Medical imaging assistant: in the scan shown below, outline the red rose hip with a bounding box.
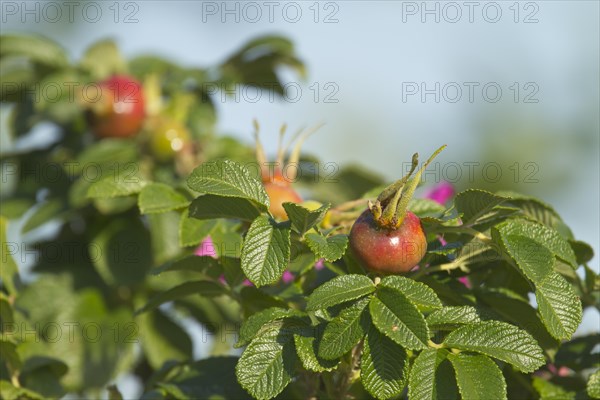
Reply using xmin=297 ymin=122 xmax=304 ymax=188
xmin=348 ymin=145 xmax=446 ymax=274
xmin=350 ymin=210 xmax=426 ymax=274
xmin=88 ymin=75 xmax=145 ymax=138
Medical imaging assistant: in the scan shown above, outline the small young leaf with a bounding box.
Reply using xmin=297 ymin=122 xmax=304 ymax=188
xmin=369 ymin=288 xmax=429 ymax=350
xmin=361 ymin=326 xmax=409 ymax=400
xmin=235 ymin=320 xmax=297 ymax=400
xmin=305 ymin=233 xmax=348 ymax=262
xmin=138 ymin=183 xmax=189 ymax=214
xmin=447 ymin=353 xmax=507 ymax=400
xmin=379 ymin=275 xmax=442 ymax=312
xmin=318 ymin=297 xmax=370 ymax=360
xmin=294 ymin=333 xmax=339 ymax=372
xmin=187 ymin=160 xmax=269 ymax=210
xmin=241 ymin=216 xmax=291 ymax=287
xmin=426 ymin=306 xmax=480 ymax=330
xmin=408 ymin=349 xmax=458 ymax=400
xmin=236 ymin=307 xmax=304 ymax=348
xmin=189 ymin=195 xmax=262 ymax=221
xmin=282 ymin=202 xmax=330 ymax=235
xmin=443 ymin=321 xmax=545 ymax=373
xmin=306 ymin=274 xmax=375 ymax=311
xmin=536 ymin=271 xmax=582 ymax=340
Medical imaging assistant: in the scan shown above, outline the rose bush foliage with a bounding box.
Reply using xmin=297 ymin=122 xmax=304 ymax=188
xmin=0 ymin=34 xmax=598 ymax=400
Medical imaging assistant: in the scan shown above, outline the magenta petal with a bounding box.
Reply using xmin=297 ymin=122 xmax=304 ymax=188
xmin=424 ymin=181 xmax=455 ymax=205
xmin=218 ymin=274 xmax=227 ymax=285
xmin=314 ymin=258 xmax=325 ymax=270
xmin=242 ymin=279 xmax=254 ymax=287
xmin=458 ymin=276 xmax=471 ymax=288
xmin=194 ymin=236 xmax=217 ymax=258
xmin=281 ymin=270 xmax=295 ymax=284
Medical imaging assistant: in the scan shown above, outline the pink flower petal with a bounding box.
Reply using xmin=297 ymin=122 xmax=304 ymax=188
xmin=314 ymin=258 xmax=325 ymax=270
xmin=281 ymin=270 xmax=295 ymax=284
xmin=242 ymin=279 xmax=254 ymax=287
xmin=424 ymin=181 xmax=455 ymax=205
xmin=458 ymin=276 xmax=471 ymax=288
xmin=218 ymin=274 xmax=227 ymax=285
xmin=194 ymin=236 xmax=217 ymax=258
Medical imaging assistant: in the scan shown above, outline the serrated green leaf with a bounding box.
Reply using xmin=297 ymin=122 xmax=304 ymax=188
xmin=137 ymin=281 xmax=226 ymax=315
xmin=189 ymin=195 xmax=261 ymax=221
xmin=408 ymin=349 xmax=458 ymax=400
xmin=494 ymin=233 xmax=554 ymax=282
xmin=318 ymin=297 xmax=370 ymax=360
xmin=87 ymin=172 xmax=146 ymax=199
xmin=369 ymin=289 xmax=429 ymax=350
xmin=498 ymin=191 xmax=570 ymax=236
xmin=306 ymin=274 xmax=375 ymax=311
xmin=235 ymin=320 xmax=297 ymax=400
xmin=536 ymin=271 xmax=582 ymax=340
xmin=426 ymin=306 xmax=480 ymax=330
xmin=379 ymin=276 xmax=442 ymax=312
xmin=151 ymin=255 xmax=221 ymax=275
xmin=588 ymin=370 xmax=600 ymax=399
xmin=532 ymin=377 xmax=576 ymax=400
xmin=494 ymin=219 xmax=577 ymax=268
xmin=474 ymin=289 xmax=559 ymax=359
xmin=443 ymin=321 xmax=545 ymax=373
xmin=448 ymin=353 xmax=507 ymax=400
xmin=293 ymin=334 xmax=339 ymax=372
xmin=282 ymin=202 xmax=330 ymax=235
xmin=361 ymin=326 xmax=409 ymax=400
xmin=408 ymin=198 xmax=446 ymax=218
xmin=492 ymin=230 xmax=582 ymax=340
xmin=454 ymin=189 xmax=507 ymax=225
xmin=241 ymin=216 xmax=290 ymax=287
xmin=236 ymin=307 xmax=304 ymax=348
xmin=305 ymin=233 xmax=348 ymax=262
xmin=178 ymin=210 xmax=218 ymax=247
xmin=187 ymin=160 xmax=269 ymax=210
xmin=138 ymin=183 xmax=189 ymax=214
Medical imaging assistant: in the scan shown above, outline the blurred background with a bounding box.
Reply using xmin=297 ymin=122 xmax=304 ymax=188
xmin=2 ymin=0 xmax=598 ymax=396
